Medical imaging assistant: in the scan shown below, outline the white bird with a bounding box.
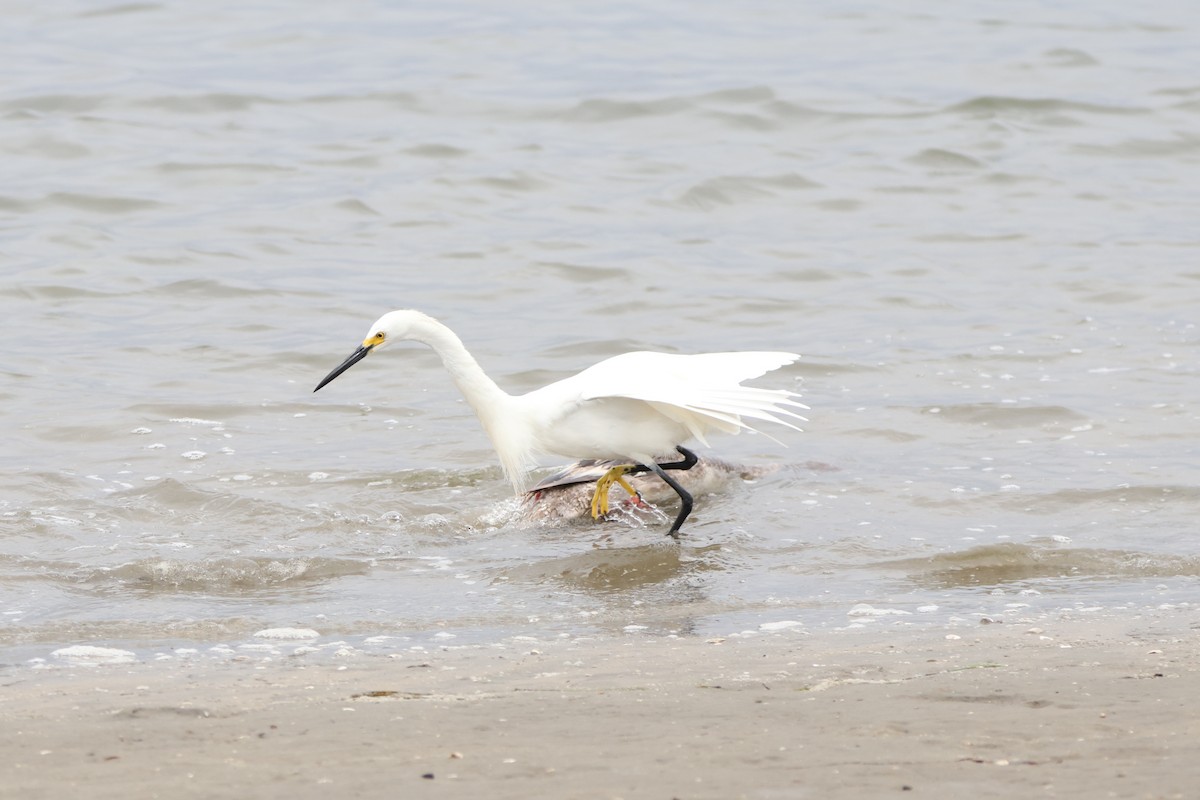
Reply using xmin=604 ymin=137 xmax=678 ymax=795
xmin=313 ymin=309 xmax=806 ymax=536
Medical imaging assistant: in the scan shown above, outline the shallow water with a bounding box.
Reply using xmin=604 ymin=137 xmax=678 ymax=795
xmin=3 ymin=0 xmax=1199 ymax=669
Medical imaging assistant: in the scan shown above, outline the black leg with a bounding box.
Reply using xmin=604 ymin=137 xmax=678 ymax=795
xmin=626 ymin=446 xmax=699 ymax=476
xmin=646 ymin=461 xmax=694 ymax=537
xmin=618 ymin=447 xmax=700 ymax=536
xmin=658 ymin=446 xmax=699 ymax=472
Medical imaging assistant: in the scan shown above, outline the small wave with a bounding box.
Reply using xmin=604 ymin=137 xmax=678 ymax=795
xmin=1043 ymin=48 xmax=1101 ymax=68
xmin=1002 ymin=485 xmax=1200 ymax=513
xmin=405 ymin=143 xmax=469 ymax=159
xmin=845 ymin=427 xmax=923 ymax=443
xmin=77 ymin=4 xmax=161 ymax=19
xmin=333 ymin=198 xmax=381 ymax=215
xmin=144 ymin=278 xmax=281 ymax=298
xmin=767 ymin=267 xmax=838 ymax=283
xmin=155 ymin=161 xmax=295 ymax=175
xmin=13 ymin=136 xmax=90 ymax=159
xmin=469 ymin=173 xmax=553 ymax=193
xmin=906 ymin=148 xmax=986 ymax=171
xmin=128 ymin=403 xmax=260 ymax=421
xmin=764 ymin=100 xmax=858 ymax=123
xmin=1 ymin=94 xmax=108 ymax=113
xmin=697 ymin=86 xmax=777 ymax=104
xmin=47 ymin=191 xmax=163 ymax=214
xmin=700 ymin=110 xmax=778 ymax=131
xmin=560 ymin=97 xmax=692 ymax=122
xmin=557 ymin=86 xmax=781 ymax=125
xmin=533 ymin=262 xmax=629 ymax=284
xmin=92 ymin=556 xmax=369 ymax=593
xmin=307 ymin=90 xmax=420 ymax=108
xmin=676 ymin=173 xmax=821 ymax=211
xmin=882 ymin=542 xmax=1200 ymax=589
xmin=138 ymin=93 xmax=281 ymax=113
xmin=0 ymin=284 xmax=115 ymax=301
xmin=920 ymin=403 xmax=1088 ymax=430
xmin=948 ymin=96 xmax=1143 ymax=117
xmin=1073 ymin=135 xmax=1200 ymax=159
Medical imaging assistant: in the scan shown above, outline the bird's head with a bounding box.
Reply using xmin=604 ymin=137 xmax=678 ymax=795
xmin=313 ymin=310 xmax=418 ymax=392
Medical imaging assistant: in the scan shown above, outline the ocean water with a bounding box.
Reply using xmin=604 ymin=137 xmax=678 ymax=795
xmin=3 ymin=0 xmax=1199 ymax=669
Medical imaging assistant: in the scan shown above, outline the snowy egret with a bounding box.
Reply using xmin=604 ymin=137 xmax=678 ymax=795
xmin=313 ymin=309 xmax=806 ymax=536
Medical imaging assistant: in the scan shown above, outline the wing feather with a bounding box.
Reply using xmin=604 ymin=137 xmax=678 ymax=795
xmin=575 ymin=351 xmax=805 ymax=441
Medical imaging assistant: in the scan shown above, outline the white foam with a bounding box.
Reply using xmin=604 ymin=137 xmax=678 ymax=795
xmin=758 ymin=620 xmax=803 ymax=631
xmin=847 ymin=604 xmax=913 ymax=617
xmin=51 ymin=645 xmax=137 ymax=665
xmin=253 ymin=627 xmax=321 ymax=640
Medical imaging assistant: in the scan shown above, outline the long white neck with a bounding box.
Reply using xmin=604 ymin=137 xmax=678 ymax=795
xmin=408 ymin=313 xmax=508 ymax=410
xmin=405 ymin=313 xmax=531 ymax=492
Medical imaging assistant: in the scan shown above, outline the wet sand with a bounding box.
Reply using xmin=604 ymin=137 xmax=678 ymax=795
xmin=3 ymin=622 xmax=1198 ymax=800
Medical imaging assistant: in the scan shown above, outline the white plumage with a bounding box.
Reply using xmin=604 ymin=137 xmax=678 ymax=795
xmin=314 ymin=309 xmax=806 ymax=535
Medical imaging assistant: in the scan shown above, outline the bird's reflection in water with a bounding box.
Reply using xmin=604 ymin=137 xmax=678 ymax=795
xmin=489 ymin=457 xmax=775 ymax=635
xmin=495 ymin=542 xmax=730 ymax=636
xmin=500 ymin=542 xmax=725 ymax=592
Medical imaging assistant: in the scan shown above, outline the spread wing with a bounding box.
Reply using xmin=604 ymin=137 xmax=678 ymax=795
xmin=570 ymin=351 xmax=807 ymax=445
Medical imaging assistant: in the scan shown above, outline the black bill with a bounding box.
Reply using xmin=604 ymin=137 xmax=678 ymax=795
xmin=314 ymin=344 xmax=373 ymax=392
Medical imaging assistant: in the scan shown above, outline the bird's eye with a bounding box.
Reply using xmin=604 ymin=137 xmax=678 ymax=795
xmin=375 ymin=332 xmax=385 ymax=340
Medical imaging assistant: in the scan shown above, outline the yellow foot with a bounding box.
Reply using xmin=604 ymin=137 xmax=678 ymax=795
xmin=615 ymin=476 xmax=640 ymax=499
xmin=590 ymin=465 xmax=639 ymax=519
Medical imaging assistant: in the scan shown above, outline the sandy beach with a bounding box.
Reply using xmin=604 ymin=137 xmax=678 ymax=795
xmin=4 ymin=620 xmax=1198 ymax=800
